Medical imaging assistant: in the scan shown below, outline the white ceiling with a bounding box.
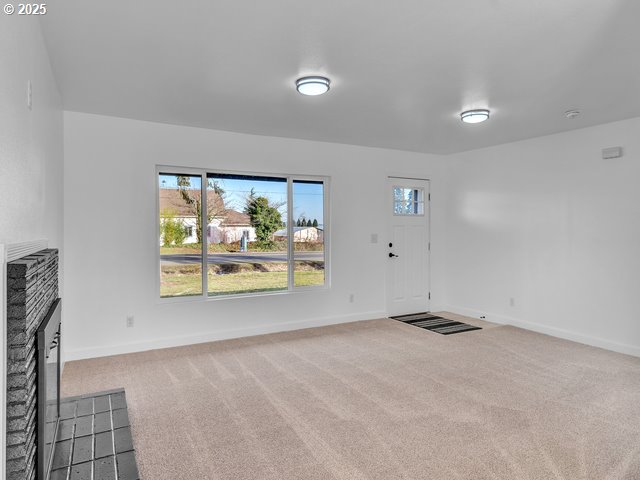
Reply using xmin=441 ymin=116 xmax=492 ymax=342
xmin=40 ymin=0 xmax=640 ymax=154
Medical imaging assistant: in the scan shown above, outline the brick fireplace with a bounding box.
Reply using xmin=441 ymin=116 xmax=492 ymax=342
xmin=6 ymin=249 xmax=59 ymax=480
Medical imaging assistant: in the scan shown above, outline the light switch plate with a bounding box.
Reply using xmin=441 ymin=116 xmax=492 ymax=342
xmin=602 ymin=146 xmax=623 ymax=159
xmin=27 ymin=80 xmax=32 ymax=110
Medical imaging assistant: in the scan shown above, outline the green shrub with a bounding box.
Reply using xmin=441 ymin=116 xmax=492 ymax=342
xmin=160 ymin=210 xmax=187 ymax=246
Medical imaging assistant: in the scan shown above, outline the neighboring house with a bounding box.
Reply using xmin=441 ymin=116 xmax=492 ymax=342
xmin=159 ymin=188 xmax=256 ymax=244
xmin=274 ymin=226 xmax=323 ymax=243
xmin=207 ymin=210 xmax=256 ymax=244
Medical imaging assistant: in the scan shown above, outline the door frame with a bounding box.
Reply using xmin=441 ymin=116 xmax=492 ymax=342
xmin=386 ymin=175 xmax=431 ymax=316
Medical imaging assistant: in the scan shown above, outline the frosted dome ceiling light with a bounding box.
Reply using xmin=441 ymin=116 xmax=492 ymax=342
xmin=296 ymin=76 xmax=330 ymax=96
xmin=460 ymin=109 xmax=490 ymax=124
xmin=565 ymin=109 xmax=580 ymax=119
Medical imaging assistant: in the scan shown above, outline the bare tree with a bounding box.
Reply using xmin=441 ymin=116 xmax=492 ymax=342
xmin=176 ymin=176 xmax=227 ymax=244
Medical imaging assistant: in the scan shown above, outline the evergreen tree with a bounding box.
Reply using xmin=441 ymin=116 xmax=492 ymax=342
xmin=312 ymin=219 xmax=318 ymax=228
xmin=245 ymin=196 xmax=283 ymax=247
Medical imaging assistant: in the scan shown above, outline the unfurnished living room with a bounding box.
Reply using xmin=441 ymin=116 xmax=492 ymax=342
xmin=2 ymin=1 xmax=640 ymax=479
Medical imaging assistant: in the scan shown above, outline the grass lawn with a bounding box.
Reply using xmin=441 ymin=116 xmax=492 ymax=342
xmin=161 ymin=268 xmax=324 ymax=297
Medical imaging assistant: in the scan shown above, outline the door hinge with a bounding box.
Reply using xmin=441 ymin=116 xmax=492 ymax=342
xmin=428 ymin=193 xmax=431 ymax=201
xmin=428 ymin=292 xmax=431 ymax=300
xmin=428 ymin=242 xmax=431 ymax=251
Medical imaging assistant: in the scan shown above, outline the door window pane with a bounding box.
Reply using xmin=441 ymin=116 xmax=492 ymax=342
xmin=293 ymin=180 xmax=325 ymax=287
xmin=393 ymin=187 xmax=424 ymax=215
xmin=206 ymin=174 xmax=288 ymax=296
xmin=158 ymin=173 xmax=203 ymax=297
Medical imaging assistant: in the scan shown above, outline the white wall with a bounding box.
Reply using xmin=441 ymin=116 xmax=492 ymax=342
xmin=63 ymin=112 xmax=447 ymax=360
xmin=445 ymin=117 xmax=640 ymax=356
xmin=0 ymin=16 xmax=63 ymax=246
xmin=1 ymin=15 xmax=64 ymax=477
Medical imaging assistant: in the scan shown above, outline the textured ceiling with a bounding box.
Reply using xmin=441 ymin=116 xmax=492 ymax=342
xmin=40 ymin=0 xmax=640 ymax=154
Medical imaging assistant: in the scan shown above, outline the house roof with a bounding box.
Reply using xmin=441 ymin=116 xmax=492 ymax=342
xmin=159 ymin=188 xmax=250 ymax=226
xmin=159 ymin=189 xmax=219 ymax=216
xmin=221 ymin=209 xmax=251 ymax=226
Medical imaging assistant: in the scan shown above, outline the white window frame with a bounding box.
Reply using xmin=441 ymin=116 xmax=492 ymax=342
xmin=156 ymin=165 xmax=331 ymax=302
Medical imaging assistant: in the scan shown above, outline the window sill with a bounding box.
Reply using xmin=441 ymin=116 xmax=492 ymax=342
xmin=157 ymin=285 xmax=330 ymax=305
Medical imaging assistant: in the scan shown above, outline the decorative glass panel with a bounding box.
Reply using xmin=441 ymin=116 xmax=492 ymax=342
xmin=393 ymin=187 xmax=424 ymax=215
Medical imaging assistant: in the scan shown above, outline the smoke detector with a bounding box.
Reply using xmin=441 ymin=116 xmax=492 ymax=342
xmin=564 ymin=110 xmax=581 ymax=119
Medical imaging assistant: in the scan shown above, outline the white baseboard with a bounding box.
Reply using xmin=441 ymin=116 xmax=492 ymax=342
xmin=445 ymin=305 xmax=640 ymax=358
xmin=64 ymin=310 xmax=388 ymax=361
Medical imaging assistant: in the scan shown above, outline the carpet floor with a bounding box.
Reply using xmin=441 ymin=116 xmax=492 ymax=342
xmin=61 ymin=313 xmax=640 ymax=479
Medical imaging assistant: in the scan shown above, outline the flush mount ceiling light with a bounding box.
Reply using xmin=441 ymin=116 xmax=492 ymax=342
xmin=296 ymin=76 xmax=330 ymax=96
xmin=460 ymin=109 xmax=490 ymax=124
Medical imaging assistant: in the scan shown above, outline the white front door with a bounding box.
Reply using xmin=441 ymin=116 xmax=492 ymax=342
xmin=386 ymin=177 xmax=430 ymax=316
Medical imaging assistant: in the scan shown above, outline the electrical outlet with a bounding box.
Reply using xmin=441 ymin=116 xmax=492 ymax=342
xmin=126 ymin=315 xmax=135 ymax=328
xmin=349 ymin=294 xmax=355 ymax=303
xmin=370 ymin=233 xmax=378 ymax=244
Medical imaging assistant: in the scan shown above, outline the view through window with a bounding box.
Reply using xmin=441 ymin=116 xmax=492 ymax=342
xmin=159 ymin=170 xmax=327 ymax=298
xmin=207 ymin=174 xmax=288 ymax=296
xmin=158 ymin=173 xmax=203 ymax=297
xmin=293 ymin=180 xmax=325 ymax=287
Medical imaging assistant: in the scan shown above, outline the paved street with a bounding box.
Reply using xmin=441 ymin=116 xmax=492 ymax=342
xmin=161 ymin=251 xmax=324 ymax=265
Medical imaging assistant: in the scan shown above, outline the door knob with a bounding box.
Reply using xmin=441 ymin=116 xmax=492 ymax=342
xmin=389 ymin=253 xmax=398 ymax=258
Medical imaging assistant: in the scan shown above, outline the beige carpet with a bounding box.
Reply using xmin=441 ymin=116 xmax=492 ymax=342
xmin=61 ymin=314 xmax=640 ymax=479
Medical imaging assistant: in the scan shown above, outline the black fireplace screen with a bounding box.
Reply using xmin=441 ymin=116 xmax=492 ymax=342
xmin=37 ymin=298 xmax=62 ymax=480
